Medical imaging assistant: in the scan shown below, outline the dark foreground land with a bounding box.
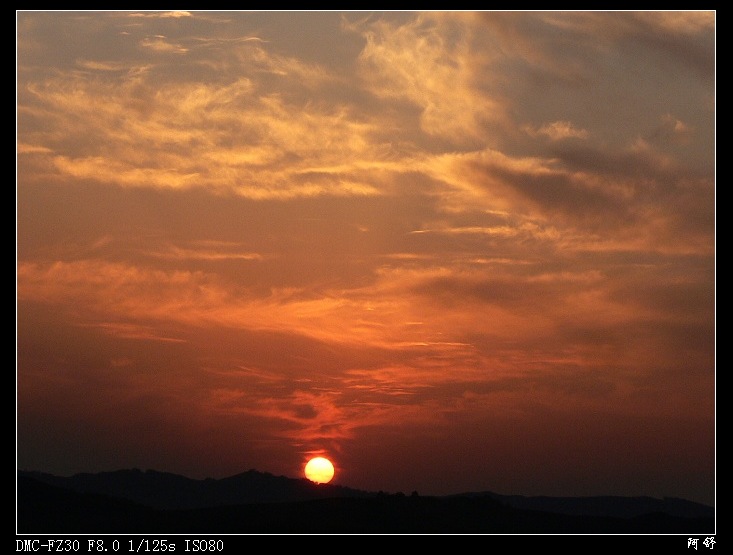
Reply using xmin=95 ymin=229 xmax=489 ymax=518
xmin=17 ymin=473 xmax=714 ymax=534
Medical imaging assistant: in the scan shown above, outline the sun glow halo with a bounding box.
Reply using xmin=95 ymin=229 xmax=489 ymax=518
xmin=304 ymin=456 xmax=335 ymax=484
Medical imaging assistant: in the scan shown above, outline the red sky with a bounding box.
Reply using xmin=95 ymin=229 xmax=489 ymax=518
xmin=16 ymin=10 xmax=715 ymax=507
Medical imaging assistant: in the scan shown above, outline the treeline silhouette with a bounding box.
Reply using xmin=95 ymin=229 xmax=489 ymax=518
xmin=17 ymin=470 xmax=715 ymax=534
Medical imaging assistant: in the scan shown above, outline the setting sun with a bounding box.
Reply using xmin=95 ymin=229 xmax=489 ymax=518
xmin=304 ymin=457 xmax=335 ymax=484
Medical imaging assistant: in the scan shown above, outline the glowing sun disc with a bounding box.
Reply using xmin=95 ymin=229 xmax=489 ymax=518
xmin=304 ymin=456 xmax=335 ymax=484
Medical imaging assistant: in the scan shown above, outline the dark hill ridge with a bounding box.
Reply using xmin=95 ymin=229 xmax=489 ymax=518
xmin=17 ymin=474 xmax=715 ymax=534
xmin=18 ymin=468 xmax=373 ymax=510
xmin=451 ymin=491 xmax=715 ymax=520
xmin=18 ymin=475 xmax=157 ymax=533
xmin=18 ymin=468 xmax=714 ymax=518
xmin=17 ymin=468 xmax=715 ymax=534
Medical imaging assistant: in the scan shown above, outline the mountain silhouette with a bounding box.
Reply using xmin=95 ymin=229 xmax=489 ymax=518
xmin=449 ymin=491 xmax=714 ymax=520
xmin=19 ymin=468 xmax=372 ymax=510
xmin=17 ymin=469 xmax=715 ymax=534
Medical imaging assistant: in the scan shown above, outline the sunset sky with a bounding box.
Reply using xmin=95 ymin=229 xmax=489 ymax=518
xmin=16 ymin=11 xmax=716 ymax=507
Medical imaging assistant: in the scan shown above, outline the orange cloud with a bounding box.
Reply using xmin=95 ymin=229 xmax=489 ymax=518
xmin=22 ymin=63 xmax=398 ymax=199
xmin=129 ymin=11 xmax=193 ymax=19
xmin=352 ymin=13 xmax=505 ymax=144
xmin=140 ymin=35 xmax=189 ymax=54
xmin=523 ymin=120 xmax=589 ymax=141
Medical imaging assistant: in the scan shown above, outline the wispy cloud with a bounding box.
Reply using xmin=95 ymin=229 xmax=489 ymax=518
xmin=129 ymin=11 xmax=193 ymax=19
xmin=523 ymin=120 xmax=589 ymax=141
xmin=139 ymin=35 xmax=189 ymax=54
xmin=351 ymin=13 xmax=504 ymax=144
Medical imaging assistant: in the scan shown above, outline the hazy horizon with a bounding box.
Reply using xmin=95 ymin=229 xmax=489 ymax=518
xmin=17 ymin=11 xmax=715 ymax=508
